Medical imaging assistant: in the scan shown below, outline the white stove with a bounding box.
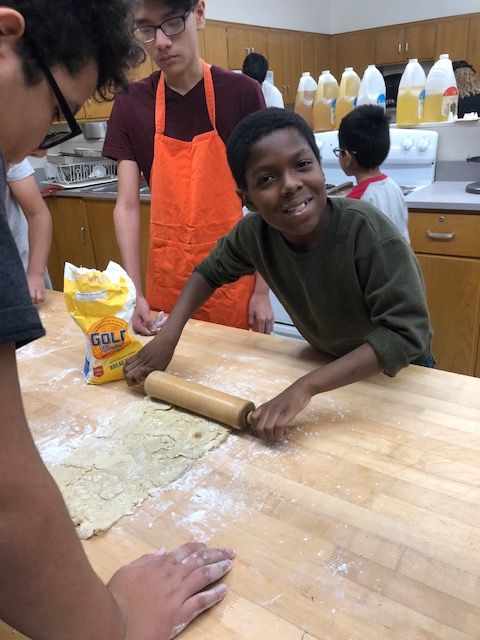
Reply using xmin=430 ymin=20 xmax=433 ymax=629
xmin=270 ymin=127 xmax=439 ymax=340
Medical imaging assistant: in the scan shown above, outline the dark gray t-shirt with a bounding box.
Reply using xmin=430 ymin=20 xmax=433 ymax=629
xmin=0 ymin=150 xmax=45 ymax=347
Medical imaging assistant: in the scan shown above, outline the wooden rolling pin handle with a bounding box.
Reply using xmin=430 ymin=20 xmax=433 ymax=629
xmin=144 ymin=371 xmax=255 ymax=430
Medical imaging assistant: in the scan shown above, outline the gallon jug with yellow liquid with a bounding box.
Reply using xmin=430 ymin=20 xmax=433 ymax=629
xmin=396 ymin=59 xmax=426 ymax=126
xmin=313 ymin=70 xmax=338 ymax=132
xmin=335 ymin=67 xmax=361 ymax=129
xmin=422 ymin=54 xmax=458 ymax=123
xmin=357 ymin=65 xmax=386 ymax=110
xmin=294 ymin=72 xmax=317 ymax=128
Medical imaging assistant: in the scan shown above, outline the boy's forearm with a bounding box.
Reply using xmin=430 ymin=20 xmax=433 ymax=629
xmin=0 ymin=343 xmax=125 ymax=640
xmin=297 ymin=342 xmax=382 ymax=397
xmin=113 ymin=200 xmax=144 ymax=296
xmin=26 ymin=206 xmax=52 ymax=278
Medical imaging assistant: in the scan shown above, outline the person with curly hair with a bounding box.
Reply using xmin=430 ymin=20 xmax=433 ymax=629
xmin=0 ymin=2 xmax=234 ymax=639
xmin=453 ymin=60 xmax=480 ymax=118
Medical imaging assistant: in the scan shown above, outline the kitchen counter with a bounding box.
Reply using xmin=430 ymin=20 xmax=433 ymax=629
xmin=44 ymin=181 xmax=151 ymax=203
xmin=2 ymin=291 xmax=480 ymax=639
xmin=406 ymin=181 xmax=480 ymax=211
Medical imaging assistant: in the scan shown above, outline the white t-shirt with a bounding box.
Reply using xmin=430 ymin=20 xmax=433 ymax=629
xmin=5 ymin=159 xmax=35 ymax=271
xmin=347 ymin=174 xmax=410 ymax=243
xmin=262 ymin=81 xmax=284 ymax=108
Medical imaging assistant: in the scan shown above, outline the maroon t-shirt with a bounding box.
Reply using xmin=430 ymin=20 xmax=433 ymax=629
xmin=103 ymin=66 xmax=265 ymax=185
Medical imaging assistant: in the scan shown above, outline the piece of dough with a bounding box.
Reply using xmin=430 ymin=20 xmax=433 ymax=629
xmin=41 ymin=398 xmax=229 ymax=538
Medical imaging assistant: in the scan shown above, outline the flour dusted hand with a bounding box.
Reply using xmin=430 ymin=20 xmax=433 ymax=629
xmin=108 ymin=542 xmax=235 ymax=640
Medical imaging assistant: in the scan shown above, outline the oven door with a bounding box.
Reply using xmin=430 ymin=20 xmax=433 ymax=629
xmin=270 ymin=292 xmax=306 ymax=341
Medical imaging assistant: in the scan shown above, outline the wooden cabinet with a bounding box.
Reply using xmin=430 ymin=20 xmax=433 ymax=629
xmin=467 ymin=15 xmax=480 ymax=77
xmin=267 ymin=31 xmax=301 ymax=105
xmin=47 ymin=197 xmax=96 ymax=290
xmin=333 ymin=31 xmax=375 ymax=80
xmin=300 ymin=34 xmax=330 ymax=82
xmin=227 ymin=25 xmax=267 ymax=70
xmin=435 ymin=16 xmax=470 ymax=60
xmin=203 ymin=22 xmax=229 ymax=68
xmin=47 ymin=196 xmax=151 ymax=293
xmin=374 ymin=23 xmax=436 ymax=64
xmin=409 ymin=210 xmax=480 ymax=377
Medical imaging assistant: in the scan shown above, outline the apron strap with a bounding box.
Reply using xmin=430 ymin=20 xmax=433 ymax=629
xmin=155 ymin=60 xmax=216 ymax=135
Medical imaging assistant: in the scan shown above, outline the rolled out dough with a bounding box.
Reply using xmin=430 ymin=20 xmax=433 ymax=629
xmin=45 ymin=398 xmax=229 ymax=538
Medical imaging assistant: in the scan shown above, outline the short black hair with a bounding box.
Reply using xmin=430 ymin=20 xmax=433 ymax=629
xmin=5 ymin=0 xmax=145 ymax=99
xmin=338 ymin=105 xmax=391 ymax=170
xmin=242 ymin=52 xmax=268 ymax=84
xmin=227 ymin=108 xmax=321 ymax=190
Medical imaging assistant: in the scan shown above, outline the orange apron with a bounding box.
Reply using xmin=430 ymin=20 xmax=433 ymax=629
xmin=146 ymin=61 xmax=254 ymax=329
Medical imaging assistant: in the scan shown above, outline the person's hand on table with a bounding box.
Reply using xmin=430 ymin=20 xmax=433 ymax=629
xmin=250 ymin=381 xmax=312 ymax=443
xmin=108 ymin=542 xmax=235 ymax=640
xmin=26 ymin=271 xmax=46 ymax=304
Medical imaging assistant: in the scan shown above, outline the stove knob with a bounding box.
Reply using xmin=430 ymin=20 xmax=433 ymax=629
xmin=401 ymin=136 xmax=414 ymax=150
xmin=416 ymin=137 xmax=430 ymax=152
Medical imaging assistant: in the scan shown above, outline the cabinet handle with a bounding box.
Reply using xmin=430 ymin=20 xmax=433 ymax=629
xmin=425 ymin=230 xmax=455 ymax=240
xmin=80 ymin=226 xmax=88 ymax=244
xmin=405 ymin=41 xmax=409 ymax=53
xmin=398 ymin=42 xmax=402 ymax=54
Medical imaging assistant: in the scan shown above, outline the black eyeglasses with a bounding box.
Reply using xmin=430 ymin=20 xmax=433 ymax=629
xmin=23 ymin=35 xmax=82 ymax=150
xmin=333 ymin=147 xmax=357 ymax=158
xmin=133 ymin=9 xmax=192 ymax=43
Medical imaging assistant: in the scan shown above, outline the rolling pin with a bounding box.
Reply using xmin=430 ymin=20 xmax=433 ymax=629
xmin=144 ymin=371 xmax=255 ymax=430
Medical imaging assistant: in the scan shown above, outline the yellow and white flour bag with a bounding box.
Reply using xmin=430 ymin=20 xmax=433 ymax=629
xmin=64 ymin=261 xmax=142 ymax=384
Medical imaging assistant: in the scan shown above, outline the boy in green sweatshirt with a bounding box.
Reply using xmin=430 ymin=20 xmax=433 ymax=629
xmin=125 ymin=108 xmax=433 ymax=443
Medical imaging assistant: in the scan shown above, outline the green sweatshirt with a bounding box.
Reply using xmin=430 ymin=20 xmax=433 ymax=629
xmin=195 ymin=197 xmax=432 ymax=377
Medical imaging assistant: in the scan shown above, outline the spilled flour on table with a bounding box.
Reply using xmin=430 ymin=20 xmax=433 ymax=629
xmin=38 ymin=398 xmax=229 ymax=539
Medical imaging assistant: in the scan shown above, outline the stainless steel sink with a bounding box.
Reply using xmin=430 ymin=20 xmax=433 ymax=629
xmin=88 ymin=182 xmax=149 ymax=196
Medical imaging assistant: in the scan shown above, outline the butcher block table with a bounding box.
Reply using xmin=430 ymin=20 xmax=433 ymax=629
xmin=2 ymin=291 xmax=480 ymax=640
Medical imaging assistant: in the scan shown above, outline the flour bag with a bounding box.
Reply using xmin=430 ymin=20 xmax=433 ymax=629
xmin=64 ymin=261 xmax=142 ymax=384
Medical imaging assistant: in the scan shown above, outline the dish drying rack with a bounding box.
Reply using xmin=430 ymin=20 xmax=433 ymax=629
xmin=43 ymin=158 xmax=118 ymax=189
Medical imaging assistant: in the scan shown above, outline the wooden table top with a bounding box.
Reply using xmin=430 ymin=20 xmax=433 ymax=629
xmin=2 ymin=291 xmax=480 ymax=639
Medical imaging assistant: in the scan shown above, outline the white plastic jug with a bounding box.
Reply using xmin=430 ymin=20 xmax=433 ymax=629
xmin=396 ymin=59 xmax=426 ymax=126
xmin=313 ymin=70 xmax=338 ymax=132
xmin=422 ymin=53 xmax=458 ymax=123
xmin=294 ymin=72 xmax=317 ymax=128
xmin=335 ymin=67 xmax=361 ymax=129
xmin=357 ymin=65 xmax=386 ymax=110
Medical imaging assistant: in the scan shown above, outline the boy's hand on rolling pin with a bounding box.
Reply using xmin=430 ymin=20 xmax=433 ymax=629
xmin=124 ymin=331 xmax=178 ymax=386
xmin=108 ymin=542 xmax=235 ymax=640
xmin=250 ymin=382 xmax=312 ymax=443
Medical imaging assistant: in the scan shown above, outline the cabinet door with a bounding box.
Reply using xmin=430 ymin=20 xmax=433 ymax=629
xmin=300 ymin=34 xmax=330 ymax=83
xmin=227 ymin=26 xmax=267 ymax=70
xmin=335 ymin=31 xmax=375 ymax=81
xmin=467 ymin=16 xmax=480 ymax=78
xmin=267 ymin=31 xmax=288 ymax=103
xmin=203 ymin=23 xmax=229 ymax=68
xmin=374 ymin=27 xmax=404 ymax=65
xmin=129 ymin=55 xmax=154 ymax=81
xmin=84 ymin=199 xmax=151 ymax=293
xmin=404 ymin=23 xmax=436 ymax=61
xmin=435 ymin=17 xmax=469 ymax=60
xmin=47 ymin=197 xmax=96 ymax=290
xmin=83 ymin=95 xmax=114 ymax=120
xmin=283 ymin=32 xmax=301 ymax=105
xmin=417 ymin=254 xmax=480 ymax=376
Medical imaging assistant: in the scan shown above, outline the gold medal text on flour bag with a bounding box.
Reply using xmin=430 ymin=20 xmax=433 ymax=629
xmin=64 ymin=261 xmax=141 ymax=384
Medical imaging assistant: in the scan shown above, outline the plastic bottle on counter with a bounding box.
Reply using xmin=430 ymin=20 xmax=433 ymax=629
xmin=294 ymin=72 xmax=318 ymax=128
xmin=335 ymin=67 xmax=361 ymax=129
xmin=422 ymin=53 xmax=458 ymax=123
xmin=313 ymin=70 xmax=338 ymax=132
xmin=396 ymin=59 xmax=426 ymax=126
xmin=357 ymin=64 xmax=386 ymax=110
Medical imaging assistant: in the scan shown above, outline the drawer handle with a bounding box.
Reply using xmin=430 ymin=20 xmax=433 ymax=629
xmin=80 ymin=226 xmax=88 ymax=244
xmin=425 ymin=231 xmax=455 ymax=241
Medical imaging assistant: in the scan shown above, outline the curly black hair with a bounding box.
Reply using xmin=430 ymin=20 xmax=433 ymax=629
xmin=338 ymin=105 xmax=391 ymax=170
xmin=4 ymin=0 xmax=145 ymax=99
xmin=133 ymin=0 xmax=197 ymax=14
xmin=226 ymin=107 xmax=321 ymax=190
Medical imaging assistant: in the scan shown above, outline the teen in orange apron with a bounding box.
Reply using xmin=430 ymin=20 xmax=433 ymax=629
xmin=146 ymin=61 xmax=254 ymax=329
